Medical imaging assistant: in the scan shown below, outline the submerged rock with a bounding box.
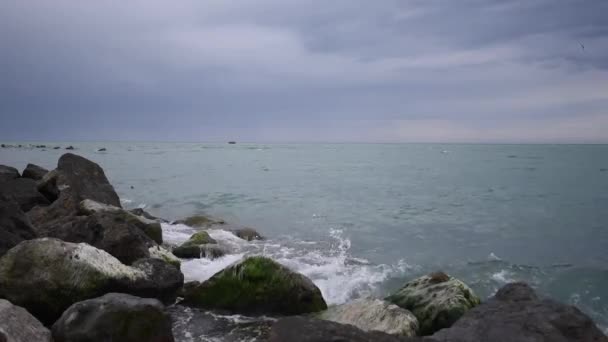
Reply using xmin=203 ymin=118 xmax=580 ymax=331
xmin=52 ymin=293 xmax=174 ymax=342
xmin=432 ymin=282 xmax=608 ymax=342
xmin=182 ymin=256 xmax=327 ymax=315
xmin=22 ymin=163 xmax=48 ymax=181
xmin=0 ymin=238 xmax=147 ymax=324
xmin=231 ymin=227 xmax=264 ymax=241
xmin=0 ymin=195 xmax=37 ymax=257
xmin=0 ymin=177 xmax=50 ymax=212
xmin=268 ymin=316 xmax=429 ymax=342
xmin=0 ymin=299 xmax=52 ymax=342
xmin=174 ymin=214 xmax=224 ymax=228
xmin=172 ymin=231 xmax=224 ymax=259
xmin=0 ymin=165 xmax=20 ymax=181
xmin=386 ymin=271 xmax=480 ymax=335
xmin=318 ymin=298 xmax=419 ymax=337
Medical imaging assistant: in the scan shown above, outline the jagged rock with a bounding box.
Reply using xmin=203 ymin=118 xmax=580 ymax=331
xmin=386 ymin=271 xmax=480 ymax=335
xmin=52 ymin=293 xmax=174 ymax=342
xmin=22 ymin=163 xmax=48 ymax=181
xmin=181 ymin=256 xmax=327 ymax=315
xmin=0 ymin=165 xmax=19 ymax=181
xmin=268 ymin=316 xmax=430 ymax=342
xmin=0 ymin=299 xmax=52 ymax=342
xmin=0 ymin=195 xmax=37 ymax=257
xmin=0 ymin=238 xmax=182 ymax=324
xmin=318 ymin=298 xmax=419 ymax=337
xmin=174 ymin=215 xmax=224 ymax=228
xmin=130 ymin=258 xmax=184 ymax=302
xmin=432 ymin=282 xmax=608 ymax=342
xmin=0 ymin=177 xmax=50 ymax=212
xmin=231 ymin=227 xmax=264 ymax=241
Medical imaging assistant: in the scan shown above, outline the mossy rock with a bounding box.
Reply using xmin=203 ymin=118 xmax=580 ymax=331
xmin=173 ymin=243 xmax=225 ymax=259
xmin=181 ymin=256 xmax=327 ymax=315
xmin=175 ymin=215 xmax=225 ymax=228
xmin=385 ymin=271 xmax=480 ymax=335
xmin=232 ymin=227 xmax=264 ymax=241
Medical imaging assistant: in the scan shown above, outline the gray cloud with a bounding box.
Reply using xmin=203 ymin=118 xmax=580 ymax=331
xmin=1 ymin=0 xmax=607 ymax=142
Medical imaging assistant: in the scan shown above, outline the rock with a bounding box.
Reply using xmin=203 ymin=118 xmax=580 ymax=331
xmin=0 ymin=195 xmax=37 ymax=257
xmin=174 ymin=214 xmax=224 ymax=228
xmin=148 ymin=245 xmax=181 ymax=269
xmin=0 ymin=299 xmax=52 ymax=342
xmin=182 ymin=256 xmax=327 ymax=315
xmin=22 ymin=163 xmax=48 ymax=181
xmin=0 ymin=238 xmax=147 ymax=324
xmin=0 ymin=165 xmax=20 ymax=181
xmin=97 ymin=147 xmax=107 ymax=152
xmin=65 ymin=145 xmax=75 ymax=150
xmin=79 ymin=199 xmax=163 ymax=244
xmin=130 ymin=208 xmax=164 ymax=222
xmin=0 ymin=177 xmax=50 ymax=212
xmin=173 ymin=243 xmax=226 ymax=259
xmin=172 ymin=231 xmax=222 ymax=259
xmin=29 ymin=154 xmax=121 ymax=226
xmin=268 ymin=316 xmax=430 ymax=342
xmin=53 ymin=146 xmax=61 ymax=149
xmin=52 ymin=293 xmax=174 ymax=342
xmin=432 ymin=282 xmax=608 ymax=342
xmin=232 ymin=227 xmax=264 ymax=241
xmin=130 ymin=258 xmax=184 ymax=301
xmin=386 ymin=271 xmax=480 ymax=335
xmin=318 ymin=298 xmax=419 ymax=337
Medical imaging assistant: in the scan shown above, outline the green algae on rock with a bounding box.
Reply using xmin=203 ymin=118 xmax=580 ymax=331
xmin=172 ymin=231 xmax=220 ymax=259
xmin=181 ymin=256 xmax=327 ymax=315
xmin=385 ymin=271 xmax=480 ymax=335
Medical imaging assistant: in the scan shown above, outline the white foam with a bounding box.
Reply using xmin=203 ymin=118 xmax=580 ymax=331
xmin=490 ymin=269 xmax=514 ymax=283
xmin=181 ymin=253 xmax=245 ymax=282
xmin=161 ymin=222 xmax=195 ymax=245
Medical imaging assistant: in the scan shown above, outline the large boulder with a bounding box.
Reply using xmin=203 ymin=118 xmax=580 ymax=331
xmin=172 ymin=231 xmax=224 ymax=259
xmin=432 ymin=282 xmax=608 ymax=342
xmin=268 ymin=316 xmax=430 ymax=342
xmin=318 ymin=298 xmax=419 ymax=337
xmin=182 ymin=256 xmax=327 ymax=315
xmin=0 ymin=178 xmax=50 ymax=212
xmin=29 ymin=153 xmax=121 ymax=225
xmin=0 ymin=238 xmax=181 ymax=324
xmin=386 ymin=272 xmax=480 ymax=335
xmin=0 ymin=165 xmax=19 ymax=181
xmin=52 ymin=293 xmax=174 ymax=342
xmin=0 ymin=195 xmax=37 ymax=257
xmin=130 ymin=258 xmax=184 ymax=302
xmin=22 ymin=163 xmax=48 ymax=181
xmin=0 ymin=299 xmax=52 ymax=342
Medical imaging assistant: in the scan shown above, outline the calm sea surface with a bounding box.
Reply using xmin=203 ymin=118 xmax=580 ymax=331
xmin=2 ymin=142 xmax=608 ymax=336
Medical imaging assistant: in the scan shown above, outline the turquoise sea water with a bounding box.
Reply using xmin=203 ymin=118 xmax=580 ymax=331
xmin=2 ymin=142 xmax=608 ymax=336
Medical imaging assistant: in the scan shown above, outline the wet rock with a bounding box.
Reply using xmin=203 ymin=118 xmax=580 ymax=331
xmin=386 ymin=271 xmax=480 ymax=335
xmin=0 ymin=177 xmax=50 ymax=212
xmin=130 ymin=258 xmax=184 ymax=302
xmin=0 ymin=299 xmax=52 ymax=342
xmin=52 ymin=293 xmax=174 ymax=342
xmin=268 ymin=316 xmax=430 ymax=342
xmin=0 ymin=195 xmax=37 ymax=257
xmin=22 ymin=163 xmax=48 ymax=181
xmin=432 ymin=282 xmax=608 ymax=342
xmin=65 ymin=145 xmax=75 ymax=150
xmin=173 ymin=243 xmax=226 ymax=259
xmin=182 ymin=256 xmax=327 ymax=315
xmin=0 ymin=238 xmax=148 ymax=324
xmin=0 ymin=165 xmax=19 ymax=181
xmin=318 ymin=298 xmax=419 ymax=337
xmin=53 ymin=146 xmax=61 ymax=149
xmin=130 ymin=208 xmax=164 ymax=222
xmin=232 ymin=227 xmax=264 ymax=241
xmin=174 ymin=214 xmax=224 ymax=228
xmin=97 ymin=147 xmax=107 ymax=152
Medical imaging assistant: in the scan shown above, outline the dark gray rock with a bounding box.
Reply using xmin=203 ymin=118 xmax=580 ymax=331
xmin=173 ymin=243 xmax=226 ymax=259
xmin=268 ymin=316 xmax=432 ymax=342
xmin=231 ymin=227 xmax=264 ymax=241
xmin=0 ymin=195 xmax=37 ymax=257
xmin=0 ymin=165 xmax=19 ymax=181
xmin=130 ymin=208 xmax=164 ymax=222
xmin=130 ymin=258 xmax=184 ymax=302
xmin=22 ymin=163 xmax=48 ymax=181
xmin=432 ymin=282 xmax=608 ymax=342
xmin=0 ymin=299 xmax=52 ymax=342
xmin=65 ymin=145 xmax=74 ymax=150
xmin=52 ymin=293 xmax=174 ymax=342
xmin=0 ymin=177 xmax=50 ymax=212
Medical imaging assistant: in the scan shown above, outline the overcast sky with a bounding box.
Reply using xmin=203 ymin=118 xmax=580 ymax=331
xmin=1 ymin=0 xmax=607 ymax=143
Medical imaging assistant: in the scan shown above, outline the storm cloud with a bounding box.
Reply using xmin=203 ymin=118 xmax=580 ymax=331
xmin=1 ymin=0 xmax=607 ymax=142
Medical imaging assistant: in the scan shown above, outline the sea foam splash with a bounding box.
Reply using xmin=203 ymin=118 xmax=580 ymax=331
xmin=162 ymin=224 xmax=411 ymax=305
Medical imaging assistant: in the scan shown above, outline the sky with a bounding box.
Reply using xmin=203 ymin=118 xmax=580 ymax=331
xmin=1 ymin=0 xmax=607 ymax=143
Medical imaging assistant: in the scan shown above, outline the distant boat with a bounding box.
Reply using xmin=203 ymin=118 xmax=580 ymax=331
xmin=228 ymin=141 xmax=236 ymax=144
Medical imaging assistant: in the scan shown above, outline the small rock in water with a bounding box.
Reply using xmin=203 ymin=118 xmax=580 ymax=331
xmin=130 ymin=185 xmax=134 ymax=189
xmin=97 ymin=147 xmax=107 ymax=152
xmin=232 ymin=227 xmax=264 ymax=241
xmin=53 ymin=146 xmax=60 ymax=149
xmin=65 ymin=145 xmax=74 ymax=150
xmin=174 ymin=214 xmax=225 ymax=228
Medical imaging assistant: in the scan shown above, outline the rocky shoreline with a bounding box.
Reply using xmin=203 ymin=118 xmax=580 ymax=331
xmin=1 ymin=153 xmax=607 ymax=341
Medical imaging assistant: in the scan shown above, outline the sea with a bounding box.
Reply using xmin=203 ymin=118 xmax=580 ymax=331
xmin=2 ymin=142 xmax=608 ymax=340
